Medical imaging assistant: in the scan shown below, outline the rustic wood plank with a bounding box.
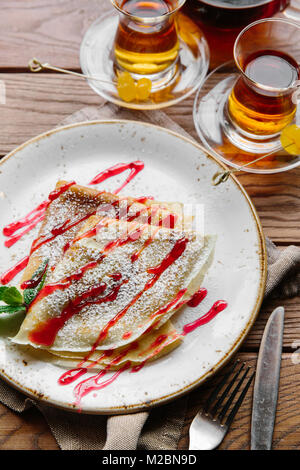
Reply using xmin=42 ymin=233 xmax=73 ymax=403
xmin=0 ymin=73 xmax=300 ymax=244
xmin=0 ymin=403 xmax=58 ymax=449
xmin=178 ymin=353 xmax=300 ymax=450
xmin=0 ymin=0 xmax=106 ymax=70
xmin=237 ymin=170 xmax=300 ymax=244
xmin=245 ymin=297 xmax=300 ymax=350
xmin=0 ymin=73 xmax=102 ymax=153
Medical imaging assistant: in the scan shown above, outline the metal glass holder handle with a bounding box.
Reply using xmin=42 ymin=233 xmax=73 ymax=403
xmin=28 ymin=58 xmax=115 ymax=85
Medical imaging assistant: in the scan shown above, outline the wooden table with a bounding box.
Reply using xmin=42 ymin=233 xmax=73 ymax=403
xmin=0 ymin=0 xmax=300 ymax=450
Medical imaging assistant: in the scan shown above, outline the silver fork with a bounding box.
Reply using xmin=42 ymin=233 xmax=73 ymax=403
xmin=189 ymin=360 xmax=255 ymax=450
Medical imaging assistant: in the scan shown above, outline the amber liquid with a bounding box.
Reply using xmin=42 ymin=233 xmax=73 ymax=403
xmin=114 ymin=0 xmax=180 ymax=75
xmin=228 ymin=50 xmax=300 ymax=135
xmin=183 ymin=0 xmax=289 ymax=68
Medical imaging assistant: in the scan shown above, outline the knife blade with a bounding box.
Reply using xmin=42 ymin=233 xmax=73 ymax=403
xmin=251 ymin=306 xmax=285 ymax=450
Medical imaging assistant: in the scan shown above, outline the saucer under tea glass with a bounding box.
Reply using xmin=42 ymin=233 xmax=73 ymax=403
xmin=80 ymin=0 xmax=209 ymax=109
xmin=193 ymin=18 xmax=300 ymax=173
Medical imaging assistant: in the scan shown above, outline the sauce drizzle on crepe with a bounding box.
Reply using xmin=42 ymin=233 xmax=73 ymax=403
xmin=61 ymin=293 xmax=227 ymax=408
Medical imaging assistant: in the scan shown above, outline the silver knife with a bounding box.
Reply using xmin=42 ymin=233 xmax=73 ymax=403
xmin=251 ymin=306 xmax=285 ymax=450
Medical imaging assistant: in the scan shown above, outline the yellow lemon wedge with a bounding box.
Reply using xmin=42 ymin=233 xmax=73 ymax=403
xmin=116 ymin=72 xmax=136 ymax=102
xmin=136 ymin=78 xmax=152 ymax=101
xmin=280 ymin=124 xmax=300 ymax=155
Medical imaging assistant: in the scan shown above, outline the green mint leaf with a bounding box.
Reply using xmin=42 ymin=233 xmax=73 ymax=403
xmin=0 ymin=305 xmax=26 ymax=314
xmin=0 ymin=305 xmax=26 ymax=335
xmin=23 ymin=273 xmax=46 ymax=305
xmin=0 ymin=286 xmax=8 ymax=300
xmin=0 ymin=286 xmax=23 ymax=305
xmin=23 ymin=258 xmax=49 ymax=306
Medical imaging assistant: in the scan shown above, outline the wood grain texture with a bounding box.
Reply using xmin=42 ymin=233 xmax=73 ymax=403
xmin=244 ymin=297 xmax=300 ymax=350
xmin=0 ymin=73 xmax=102 ymax=154
xmin=178 ymin=353 xmax=300 ymax=450
xmin=0 ymin=0 xmax=106 ymax=70
xmin=0 ymin=403 xmax=58 ymax=449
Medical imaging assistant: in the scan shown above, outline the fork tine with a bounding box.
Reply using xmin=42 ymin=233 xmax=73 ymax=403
xmin=210 ymin=362 xmax=245 ymax=417
xmin=218 ymin=366 xmax=250 ymax=422
xmin=225 ymin=371 xmax=255 ymax=428
xmin=204 ymin=360 xmax=239 ymax=413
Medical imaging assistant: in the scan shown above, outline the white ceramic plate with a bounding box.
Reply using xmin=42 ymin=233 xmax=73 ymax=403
xmin=0 ymin=120 xmax=266 ymax=414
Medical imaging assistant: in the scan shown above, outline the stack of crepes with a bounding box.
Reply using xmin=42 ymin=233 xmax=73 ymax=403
xmin=13 ymin=181 xmax=216 ymax=371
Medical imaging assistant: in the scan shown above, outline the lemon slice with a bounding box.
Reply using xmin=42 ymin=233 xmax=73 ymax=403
xmin=116 ymin=72 xmax=136 ymax=103
xmin=136 ymin=78 xmax=151 ymax=101
xmin=280 ymin=124 xmax=300 ymax=155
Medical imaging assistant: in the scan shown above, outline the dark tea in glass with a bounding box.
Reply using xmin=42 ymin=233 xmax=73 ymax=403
xmin=183 ymin=0 xmax=290 ymax=67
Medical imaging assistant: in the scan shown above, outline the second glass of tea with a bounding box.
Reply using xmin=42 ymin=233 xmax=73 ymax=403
xmin=80 ymin=0 xmax=209 ymax=109
xmin=194 ymin=18 xmax=300 ymax=173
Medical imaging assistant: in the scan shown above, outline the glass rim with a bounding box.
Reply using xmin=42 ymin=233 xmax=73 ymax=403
xmin=233 ymin=17 xmax=300 ymax=93
xmin=110 ymin=0 xmax=186 ymax=22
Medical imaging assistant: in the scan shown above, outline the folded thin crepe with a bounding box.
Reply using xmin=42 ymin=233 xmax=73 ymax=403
xmin=34 ymin=320 xmax=182 ymax=371
xmin=13 ymin=181 xmax=215 ymax=370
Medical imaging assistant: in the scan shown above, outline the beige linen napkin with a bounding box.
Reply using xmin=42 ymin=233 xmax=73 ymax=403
xmin=0 ymin=102 xmax=299 ymax=450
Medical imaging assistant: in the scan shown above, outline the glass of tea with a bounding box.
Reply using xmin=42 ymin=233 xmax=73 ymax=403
xmin=194 ymin=18 xmax=300 ymax=173
xmin=80 ymin=0 xmax=209 ymax=109
xmin=229 ymin=19 xmax=300 ymax=138
xmin=112 ymin=0 xmax=183 ymax=82
xmin=183 ymin=0 xmax=300 ymax=69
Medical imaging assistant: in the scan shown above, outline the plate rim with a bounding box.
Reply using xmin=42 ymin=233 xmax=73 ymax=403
xmin=0 ymin=119 xmax=267 ymax=414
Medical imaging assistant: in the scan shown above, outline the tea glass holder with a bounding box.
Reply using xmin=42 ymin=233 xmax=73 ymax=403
xmin=80 ymin=0 xmax=209 ymax=109
xmin=193 ymin=18 xmax=300 ymax=174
